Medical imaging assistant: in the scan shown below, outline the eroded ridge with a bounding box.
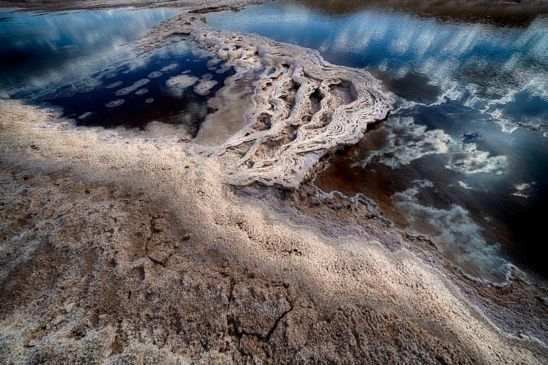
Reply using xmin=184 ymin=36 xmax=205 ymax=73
xmin=139 ymin=14 xmax=392 ymax=187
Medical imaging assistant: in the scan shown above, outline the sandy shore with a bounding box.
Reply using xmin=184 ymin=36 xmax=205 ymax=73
xmin=1 ymin=2 xmax=547 ymax=364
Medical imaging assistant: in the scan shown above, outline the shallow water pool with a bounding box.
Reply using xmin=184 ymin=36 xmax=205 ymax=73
xmin=208 ymin=1 xmax=548 ymax=283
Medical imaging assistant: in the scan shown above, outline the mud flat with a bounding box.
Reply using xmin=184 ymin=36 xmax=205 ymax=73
xmin=1 ymin=4 xmax=547 ymax=365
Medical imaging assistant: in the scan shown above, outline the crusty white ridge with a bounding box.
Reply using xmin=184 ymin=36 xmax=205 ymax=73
xmin=139 ymin=14 xmax=392 ymax=187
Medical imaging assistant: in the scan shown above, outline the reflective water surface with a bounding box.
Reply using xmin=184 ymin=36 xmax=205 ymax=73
xmin=0 ymin=7 xmax=233 ymax=131
xmin=0 ymin=2 xmax=546 ymax=283
xmin=208 ymin=1 xmax=548 ymax=283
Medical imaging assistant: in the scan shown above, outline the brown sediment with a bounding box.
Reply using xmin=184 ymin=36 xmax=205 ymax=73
xmin=1 ymin=98 xmax=547 ymax=364
xmin=287 ymin=0 xmax=548 ymax=27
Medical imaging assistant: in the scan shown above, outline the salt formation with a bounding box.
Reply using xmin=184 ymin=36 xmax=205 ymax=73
xmin=193 ymin=79 xmax=218 ymax=95
xmin=139 ymin=14 xmax=391 ymax=187
xmin=165 ymin=74 xmax=199 ymax=97
xmin=115 ymin=78 xmax=150 ymax=96
xmin=105 ymin=81 xmax=123 ymax=89
xmin=105 ymin=99 xmax=125 ymax=108
xmin=160 ymin=63 xmax=178 ymax=72
xmin=148 ymin=71 xmax=163 ymax=79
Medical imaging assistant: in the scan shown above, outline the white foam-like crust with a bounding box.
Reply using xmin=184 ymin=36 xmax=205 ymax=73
xmin=105 ymin=80 xmax=123 ymax=89
xmin=193 ymin=79 xmax=218 ymax=95
xmin=105 ymin=99 xmax=125 ymax=108
xmin=1 ymin=98 xmax=546 ymax=362
xmin=147 ymin=71 xmax=163 ymax=79
xmin=165 ymin=74 xmax=199 ymax=97
xmin=139 ymin=14 xmax=392 ymax=187
xmin=160 ymin=63 xmax=178 ymax=72
xmin=135 ymin=88 xmax=149 ymax=95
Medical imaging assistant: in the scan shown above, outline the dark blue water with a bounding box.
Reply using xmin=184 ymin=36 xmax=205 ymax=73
xmin=208 ymin=2 xmax=548 ymax=282
xmin=0 ymin=8 xmax=233 ymax=132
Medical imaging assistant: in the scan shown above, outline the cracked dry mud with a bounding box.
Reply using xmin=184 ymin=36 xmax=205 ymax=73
xmin=1 ymin=4 xmax=548 ymax=365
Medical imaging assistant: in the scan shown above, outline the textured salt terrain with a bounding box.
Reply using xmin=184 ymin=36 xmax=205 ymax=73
xmin=1 ymin=3 xmax=547 ymax=364
xmin=1 ymin=98 xmax=547 ymax=364
xmin=139 ymin=13 xmax=391 ymax=187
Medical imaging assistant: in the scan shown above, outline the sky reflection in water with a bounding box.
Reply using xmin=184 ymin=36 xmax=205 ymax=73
xmin=0 ymin=3 xmax=546 ymax=283
xmin=0 ymin=7 xmax=233 ymax=131
xmin=0 ymin=8 xmax=176 ymax=96
xmin=208 ymin=2 xmax=548 ymax=283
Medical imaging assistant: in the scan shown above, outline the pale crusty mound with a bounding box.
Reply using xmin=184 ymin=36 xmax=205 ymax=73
xmin=139 ymin=14 xmax=391 ymax=188
xmin=0 ymin=99 xmax=546 ymax=364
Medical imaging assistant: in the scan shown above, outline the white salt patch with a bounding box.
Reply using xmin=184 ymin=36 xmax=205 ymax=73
xmin=165 ymin=75 xmax=199 ymax=97
xmin=148 ymin=71 xmax=163 ymax=79
xmin=160 ymin=63 xmax=178 ymax=72
xmin=115 ymin=79 xmax=150 ymax=96
xmin=105 ymin=81 xmax=123 ymax=89
xmin=193 ymin=80 xmax=218 ymax=96
xmin=216 ymin=63 xmax=232 ymax=74
xmin=207 ymin=58 xmax=221 ymax=67
xmin=105 ymin=99 xmax=125 ymax=108
xmin=135 ymin=88 xmax=149 ymax=96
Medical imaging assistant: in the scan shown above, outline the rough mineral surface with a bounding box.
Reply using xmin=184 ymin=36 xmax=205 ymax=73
xmin=0 ymin=5 xmax=547 ymax=365
xmin=140 ymin=14 xmax=392 ymax=187
xmin=0 ymin=96 xmax=546 ymax=365
xmin=194 ymin=79 xmax=218 ymax=96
